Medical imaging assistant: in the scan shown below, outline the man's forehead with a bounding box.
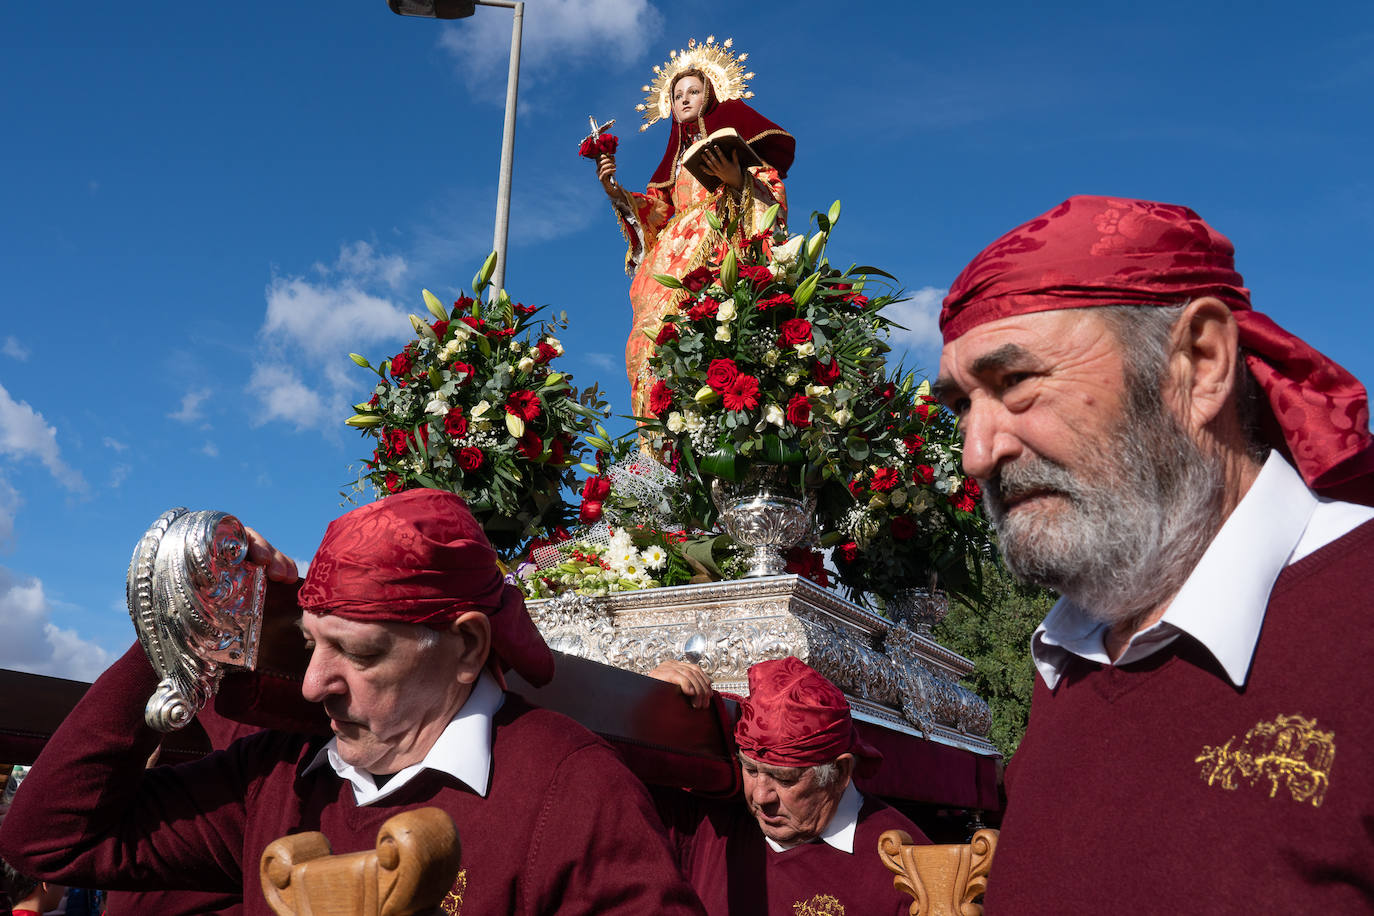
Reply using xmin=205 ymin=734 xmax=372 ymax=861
xmin=298 ymin=612 xmax=394 ymax=639
xmin=739 ymin=753 xmax=805 ymax=779
xmin=937 ymin=309 xmax=1112 ymax=388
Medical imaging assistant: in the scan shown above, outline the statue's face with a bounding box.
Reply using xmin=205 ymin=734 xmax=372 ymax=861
xmin=672 ymin=75 xmax=706 ymax=123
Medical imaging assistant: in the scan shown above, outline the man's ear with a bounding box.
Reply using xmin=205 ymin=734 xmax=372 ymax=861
xmin=834 ymin=752 xmax=856 ymax=788
xmin=448 ymin=611 xmax=492 ymax=686
xmin=1166 ymin=297 xmax=1241 ymax=434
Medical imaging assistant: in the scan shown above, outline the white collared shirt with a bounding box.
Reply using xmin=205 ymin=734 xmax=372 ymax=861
xmin=304 ymin=670 xmax=505 ymax=806
xmin=1032 ymin=453 xmax=1374 ymax=690
xmin=764 ymin=781 xmax=864 ymax=854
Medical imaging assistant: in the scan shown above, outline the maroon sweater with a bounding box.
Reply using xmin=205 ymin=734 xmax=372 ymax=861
xmin=0 ymin=646 xmax=705 ymax=916
xmin=986 ymin=520 xmax=1374 ymax=913
xmin=655 ymin=787 xmax=927 ymax=915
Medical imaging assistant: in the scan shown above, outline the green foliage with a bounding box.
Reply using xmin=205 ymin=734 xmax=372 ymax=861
xmin=931 ymin=559 xmax=1056 ymax=757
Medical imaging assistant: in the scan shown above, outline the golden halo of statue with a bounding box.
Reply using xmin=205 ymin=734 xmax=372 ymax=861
xmin=635 ymin=35 xmax=756 ymax=132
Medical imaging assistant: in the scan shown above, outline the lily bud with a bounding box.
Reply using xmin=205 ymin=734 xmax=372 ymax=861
xmin=694 ymin=386 xmax=720 ymax=405
xmin=422 ymin=289 xmax=448 ymax=321
xmin=349 ymin=353 xmax=371 ymax=368
xmin=506 ymin=412 xmax=525 ymax=438
xmin=806 ymin=232 xmax=825 ymax=263
xmin=345 ymin=414 xmax=385 ymax=428
xmin=720 ymin=248 xmax=738 ymax=293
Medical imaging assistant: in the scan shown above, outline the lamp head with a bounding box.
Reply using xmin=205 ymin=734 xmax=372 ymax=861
xmin=387 ymin=0 xmax=477 ymax=18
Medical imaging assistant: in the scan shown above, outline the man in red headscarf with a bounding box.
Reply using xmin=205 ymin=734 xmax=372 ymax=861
xmin=0 ymin=489 xmax=706 ymax=915
xmin=649 ymin=656 xmax=928 ymax=915
xmin=935 ymin=196 xmax=1374 ymax=912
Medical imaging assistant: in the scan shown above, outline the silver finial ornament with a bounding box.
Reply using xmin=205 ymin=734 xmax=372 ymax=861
xmin=126 ymin=508 xmax=265 ymax=731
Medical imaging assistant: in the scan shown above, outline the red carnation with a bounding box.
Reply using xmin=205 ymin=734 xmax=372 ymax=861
xmin=687 ymin=299 xmax=719 ymax=321
xmin=460 ymin=315 xmax=485 ymax=332
xmin=837 ymin=541 xmax=860 ymax=564
xmin=842 ymin=293 xmax=870 ymax=309
xmin=505 ymin=390 xmax=541 ymax=421
xmin=582 ymin=476 xmax=612 ymax=502
xmin=913 ymin=464 xmax=935 ymax=485
xmin=848 ymin=478 xmax=866 ymax=497
xmin=450 ymin=361 xmax=474 ymax=383
xmin=903 ymin=433 xmax=925 ymax=452
xmin=870 ymin=468 xmax=899 ymax=492
xmin=952 ymin=492 xmax=977 ymax=513
xmin=548 ymin=436 xmax=567 ymax=466
xmin=491 ymin=327 xmax=517 ymax=339
xmin=914 ymin=403 xmax=933 ymax=422
xmin=458 ymin=447 xmax=484 ymax=471
xmin=756 ymin=293 xmax=795 ymax=311
xmin=681 ymin=266 xmax=716 ymax=293
xmin=891 ymin=516 xmax=918 ymax=541
xmin=648 ymin=379 xmax=674 ymax=417
xmin=706 ymin=358 xmax=741 ymax=392
xmin=654 ymin=323 xmax=680 ymax=346
xmin=452 ymin=296 xmax=475 ymax=313
xmin=722 ymin=374 xmax=760 ymax=412
xmin=963 ymin=478 xmax=982 ymax=500
xmin=514 ymin=302 xmax=538 ymax=317
xmin=535 ymin=341 xmax=559 ymax=363
xmin=777 ymin=318 xmax=812 ymax=348
xmin=368 ymin=392 xmax=380 ymax=407
xmin=443 ymin=406 xmax=468 ymax=439
xmin=785 ymin=394 xmax=812 ymax=428
xmin=873 ymin=382 xmax=896 ymax=401
xmin=738 ymin=264 xmax=773 ymax=290
xmin=384 ymin=472 xmax=403 ymax=494
xmin=517 ymin=432 xmax=544 ymax=460
xmin=431 ymin=319 xmax=450 ymax=339
xmin=390 ymin=350 xmax=414 ymax=377
xmin=813 ymin=359 xmax=842 ymax=386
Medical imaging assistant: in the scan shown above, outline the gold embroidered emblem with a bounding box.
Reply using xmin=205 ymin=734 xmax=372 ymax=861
xmin=794 ymin=893 xmax=845 ymax=916
xmin=439 ymin=868 xmax=467 ymax=915
xmin=1195 ymin=714 xmax=1335 ymax=807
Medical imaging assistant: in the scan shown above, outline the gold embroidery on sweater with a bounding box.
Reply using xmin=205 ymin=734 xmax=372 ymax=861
xmin=794 ymin=893 xmax=844 ymax=916
xmin=440 ymin=868 xmax=467 ymax=915
xmin=1195 ymin=714 xmax=1335 ymax=807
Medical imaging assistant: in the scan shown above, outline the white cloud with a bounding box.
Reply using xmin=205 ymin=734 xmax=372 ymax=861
xmin=169 ymin=388 xmax=212 ymax=423
xmin=330 ymin=241 xmax=408 ymax=291
xmin=0 ymin=476 xmax=19 ymax=549
xmin=108 ymin=464 xmax=132 ymax=489
xmin=103 ymin=436 xmax=128 ymax=452
xmin=0 ymin=567 xmax=112 ymax=680
xmin=0 ymin=382 xmax=87 ymax=493
xmin=262 ymin=275 xmax=410 ymax=363
xmin=437 ymin=0 xmax=662 ymax=89
xmin=3 ymin=336 xmax=29 ymax=360
xmin=884 ymin=286 xmax=946 ymax=369
xmin=248 ymin=364 xmax=331 ymax=431
xmin=584 ymin=352 xmax=617 ymax=371
xmin=202 ymin=441 xmax=219 ymax=458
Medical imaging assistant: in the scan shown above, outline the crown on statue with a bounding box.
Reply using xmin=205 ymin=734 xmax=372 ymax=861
xmin=636 ymin=35 xmax=755 ymax=132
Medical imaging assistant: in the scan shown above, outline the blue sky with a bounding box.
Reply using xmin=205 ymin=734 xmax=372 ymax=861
xmin=2 ymin=1 xmax=1371 ymax=679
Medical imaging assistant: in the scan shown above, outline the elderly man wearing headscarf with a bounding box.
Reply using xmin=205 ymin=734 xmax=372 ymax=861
xmin=650 ymin=655 xmax=928 ymax=915
xmin=0 ymin=489 xmax=706 ymax=916
xmin=935 ymin=196 xmax=1374 ymax=912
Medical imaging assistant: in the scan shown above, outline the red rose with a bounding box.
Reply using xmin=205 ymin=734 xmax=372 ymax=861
xmin=963 ymin=478 xmax=982 ymax=500
xmin=505 ymin=390 xmax=541 ymax=421
xmin=785 ymin=393 xmax=812 ymax=427
xmin=756 ymin=293 xmax=795 ymax=311
xmin=681 ymin=266 xmax=716 ymax=293
xmin=837 ymin=542 xmax=860 ymax=564
xmin=722 ymin=374 xmax=760 ymax=412
xmin=654 ymin=323 xmax=679 ymax=346
xmin=873 ymin=382 xmax=896 ymax=401
xmin=738 ymin=264 xmax=773 ymax=290
xmin=648 ymin=379 xmax=674 ymax=417
xmin=458 ymin=447 xmax=484 ymax=471
xmin=450 ymin=361 xmax=475 ymax=383
xmin=535 ymin=341 xmax=559 ymax=363
xmin=548 ymin=437 xmax=568 ymax=466
xmin=443 ymin=406 xmax=468 ymax=439
xmin=431 ymin=319 xmax=450 ymax=339
xmin=891 ymin=516 xmax=918 ymax=541
xmin=777 ymin=318 xmax=812 ymax=348
xmin=582 ymin=476 xmax=612 ymax=502
xmin=848 ymin=478 xmax=866 ymax=497
xmin=913 ymin=464 xmax=935 ymax=485
xmin=390 ymin=350 xmax=414 ymax=377
xmin=914 ymin=403 xmax=932 ymax=422
xmin=579 ymin=499 xmax=604 ymax=524
xmin=870 ymin=467 xmax=899 ymax=492
xmin=514 ymin=302 xmax=538 ymax=317
xmin=903 ymin=433 xmax=925 ymax=452
xmin=842 ymin=293 xmax=870 ymax=309
xmin=386 ymin=428 xmax=412 ymax=458
xmin=578 ymin=136 xmax=597 ymax=158
xmin=384 ymin=472 xmax=403 ymax=494
xmin=706 ymin=358 xmax=741 ymax=392
xmin=368 ymin=392 xmax=380 ymax=407
xmin=452 ymin=296 xmax=475 ymax=313
xmin=687 ymin=299 xmax=719 ymax=321
xmin=784 ymin=547 xmax=829 ymax=587
xmin=813 ymin=359 xmax=842 ymax=386
xmin=517 ymin=432 xmax=543 ymax=460
xmin=597 ymin=134 xmax=619 ymax=156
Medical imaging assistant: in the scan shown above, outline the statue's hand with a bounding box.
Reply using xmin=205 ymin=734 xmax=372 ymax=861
xmin=597 ymin=154 xmax=618 ymax=194
xmin=701 ymin=146 xmax=744 ymax=192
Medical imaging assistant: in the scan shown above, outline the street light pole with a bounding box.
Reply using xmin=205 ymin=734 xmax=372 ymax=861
xmin=388 ymin=0 xmax=524 ymax=301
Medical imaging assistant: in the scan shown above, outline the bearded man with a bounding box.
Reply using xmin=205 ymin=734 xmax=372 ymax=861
xmin=0 ymin=489 xmax=705 ymax=915
xmin=935 ymin=195 xmax=1374 ymax=912
xmin=651 ymin=656 xmax=927 ymax=915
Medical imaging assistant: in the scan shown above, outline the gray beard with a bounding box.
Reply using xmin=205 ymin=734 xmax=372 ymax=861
xmin=983 ymin=387 xmax=1226 ymax=628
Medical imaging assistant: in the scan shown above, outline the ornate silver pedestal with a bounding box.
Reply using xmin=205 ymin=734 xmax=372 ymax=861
xmin=528 ymin=575 xmax=996 ymax=756
xmin=126 ymin=508 xmax=265 ymax=732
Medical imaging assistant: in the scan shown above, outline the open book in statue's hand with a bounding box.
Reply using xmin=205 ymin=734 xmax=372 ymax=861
xmin=681 ymin=127 xmax=764 ymax=192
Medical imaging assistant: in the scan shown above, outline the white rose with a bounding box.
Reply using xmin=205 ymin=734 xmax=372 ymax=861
xmin=793 ymin=341 xmax=816 ymax=357
xmin=763 ymin=349 xmax=780 ymax=367
xmin=784 ymin=372 xmax=801 ymax=386
xmin=471 ymin=400 xmax=492 ymax=419
xmin=425 ymin=395 xmax=450 ymax=417
xmin=509 ymin=341 xmax=522 ymax=354
xmin=517 ymin=356 xmax=536 ymax=372
xmin=715 ymin=324 xmax=732 ymax=342
xmin=717 ymin=300 xmax=736 ymax=322
xmin=546 ymin=336 xmax=564 ymax=354
xmin=806 ymin=384 xmax=831 ymax=397
xmin=764 ymin=404 xmax=785 ymax=427
xmin=769 ymin=234 xmax=805 ymax=279
xmin=666 ymin=411 xmax=686 ymax=433
xmin=833 ymin=408 xmax=852 ymax=426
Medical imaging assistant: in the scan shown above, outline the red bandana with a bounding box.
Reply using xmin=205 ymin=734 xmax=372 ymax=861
xmin=734 ymin=656 xmax=881 ymax=777
xmin=298 ymin=488 xmax=555 ymax=686
xmin=941 ymin=195 xmax=1374 ymax=500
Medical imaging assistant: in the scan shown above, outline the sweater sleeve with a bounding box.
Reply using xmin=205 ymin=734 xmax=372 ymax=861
xmin=522 ymin=742 xmax=706 ymax=915
xmin=0 ymin=643 xmax=250 ymax=894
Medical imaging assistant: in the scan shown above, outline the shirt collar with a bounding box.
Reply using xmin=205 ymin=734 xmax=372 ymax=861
xmin=304 ymin=669 xmax=504 ymax=806
xmin=1033 ymin=453 xmax=1320 ymax=690
xmin=764 ymin=781 xmax=863 ymax=854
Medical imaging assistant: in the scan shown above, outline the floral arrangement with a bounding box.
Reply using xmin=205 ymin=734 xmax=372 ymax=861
xmin=638 ymin=201 xmax=907 ymax=529
xmin=345 ymin=253 xmax=608 ymax=555
xmin=829 ymin=375 xmax=993 ymax=607
xmin=520 ymin=525 xmax=693 ymax=597
xmin=578 ymin=130 xmax=619 ymax=159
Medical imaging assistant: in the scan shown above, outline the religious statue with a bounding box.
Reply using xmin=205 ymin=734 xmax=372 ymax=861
xmin=590 ymin=37 xmax=795 ymax=419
